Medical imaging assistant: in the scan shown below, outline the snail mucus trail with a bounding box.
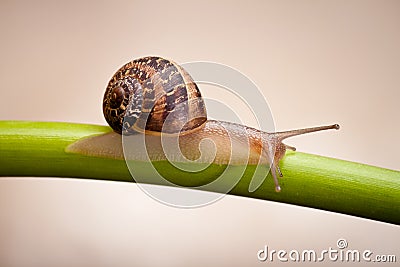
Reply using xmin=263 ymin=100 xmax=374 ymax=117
xmin=102 ymin=56 xmax=340 ymax=192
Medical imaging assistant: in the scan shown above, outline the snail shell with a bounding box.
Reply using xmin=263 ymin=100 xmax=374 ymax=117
xmin=103 ymin=56 xmax=207 ymax=135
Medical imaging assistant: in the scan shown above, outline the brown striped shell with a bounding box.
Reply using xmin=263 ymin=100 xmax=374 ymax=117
xmin=103 ymin=56 xmax=207 ymax=135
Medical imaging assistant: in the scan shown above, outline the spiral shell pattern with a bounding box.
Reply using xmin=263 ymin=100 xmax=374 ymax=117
xmin=103 ymin=56 xmax=207 ymax=135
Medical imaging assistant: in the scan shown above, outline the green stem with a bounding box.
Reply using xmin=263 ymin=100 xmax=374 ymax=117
xmin=1 ymin=121 xmax=399 ymax=224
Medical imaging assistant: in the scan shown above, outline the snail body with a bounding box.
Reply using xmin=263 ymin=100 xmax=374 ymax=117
xmin=102 ymin=56 xmax=339 ymax=191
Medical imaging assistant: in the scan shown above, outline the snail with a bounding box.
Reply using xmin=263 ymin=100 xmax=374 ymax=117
xmin=102 ymin=56 xmax=339 ymax=192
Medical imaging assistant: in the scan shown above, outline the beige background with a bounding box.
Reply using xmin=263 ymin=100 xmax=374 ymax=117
xmin=0 ymin=0 xmax=399 ymax=266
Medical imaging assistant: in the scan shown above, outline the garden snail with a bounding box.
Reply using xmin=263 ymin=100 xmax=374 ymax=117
xmin=102 ymin=56 xmax=339 ymax=192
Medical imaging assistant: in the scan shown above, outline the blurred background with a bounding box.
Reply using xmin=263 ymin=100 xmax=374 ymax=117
xmin=0 ymin=0 xmax=399 ymax=266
